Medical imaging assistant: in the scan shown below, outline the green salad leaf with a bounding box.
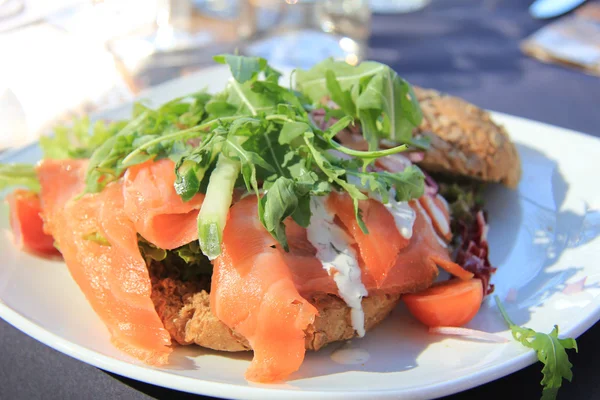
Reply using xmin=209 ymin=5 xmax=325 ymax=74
xmin=495 ymin=296 xmax=578 ymax=400
xmin=437 ymin=180 xmax=485 ymax=225
xmin=213 ymin=54 xmax=266 ymax=83
xmin=296 ymin=58 xmax=423 ymax=147
xmin=40 ymin=118 xmax=129 ymax=160
xmin=139 ymin=236 xmax=212 ymax=281
xmin=83 ymin=92 xmax=214 ymax=193
xmin=0 ymin=54 xmax=428 ymax=259
xmin=0 ymin=163 xmax=40 ymax=192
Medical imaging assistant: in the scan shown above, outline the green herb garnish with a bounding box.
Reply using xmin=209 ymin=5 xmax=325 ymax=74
xmin=40 ymin=117 xmax=129 ymax=160
xmin=296 ymin=58 xmax=424 ymax=149
xmin=139 ymin=236 xmax=212 ymax=281
xmin=495 ymin=296 xmax=578 ymax=400
xmin=0 ymin=163 xmax=40 ymax=192
xmin=1 ymin=55 xmax=427 ymax=259
xmin=82 ymin=231 xmax=111 ymax=246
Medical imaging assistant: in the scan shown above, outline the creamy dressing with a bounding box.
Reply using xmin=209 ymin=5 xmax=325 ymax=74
xmin=422 ymin=195 xmax=450 ymax=237
xmin=371 ymin=190 xmax=417 ymax=240
xmin=414 ymin=200 xmax=448 ymax=248
xmin=330 ymin=347 xmax=371 ymax=365
xmin=332 ymin=151 xmax=419 ymax=242
xmin=383 ymin=195 xmax=417 ymax=240
xmin=307 ymin=196 xmax=368 ymax=337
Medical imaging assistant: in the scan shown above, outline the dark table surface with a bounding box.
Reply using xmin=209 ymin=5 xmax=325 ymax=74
xmin=1 ymin=1 xmax=599 ymax=399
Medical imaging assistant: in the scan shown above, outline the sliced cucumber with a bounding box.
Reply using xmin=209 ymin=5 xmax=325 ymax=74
xmin=197 ymin=154 xmax=240 ymax=259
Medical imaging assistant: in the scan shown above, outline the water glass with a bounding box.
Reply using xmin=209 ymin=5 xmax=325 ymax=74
xmin=369 ymin=0 xmax=430 ymax=14
xmin=239 ymin=0 xmax=371 ymax=69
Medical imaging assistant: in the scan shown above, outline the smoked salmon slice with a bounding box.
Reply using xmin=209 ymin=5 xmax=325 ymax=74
xmin=32 ymin=156 xmax=457 ymax=377
xmin=123 ymin=159 xmax=204 ymax=250
xmin=210 ymin=197 xmax=318 ymax=382
xmin=37 ymin=160 xmax=172 ymax=365
xmin=282 ymin=219 xmax=339 ymax=296
xmin=327 ymin=192 xmax=408 ymax=288
xmin=419 ymin=194 xmax=452 ymax=242
xmin=7 ymin=189 xmax=60 ymax=257
xmin=372 ymin=200 xmax=451 ymax=294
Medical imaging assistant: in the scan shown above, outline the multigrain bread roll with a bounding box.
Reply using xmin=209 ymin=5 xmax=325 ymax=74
xmin=413 ymin=87 xmax=521 ymax=188
xmin=150 ymin=276 xmax=428 ymax=352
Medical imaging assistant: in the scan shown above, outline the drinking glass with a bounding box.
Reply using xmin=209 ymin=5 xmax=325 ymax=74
xmin=369 ymin=0 xmax=431 ymax=14
xmin=239 ymin=0 xmax=371 ymax=69
xmin=107 ymin=0 xmax=241 ymax=72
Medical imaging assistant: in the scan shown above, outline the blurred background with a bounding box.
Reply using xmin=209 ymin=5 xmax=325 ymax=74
xmin=0 ymin=0 xmax=598 ymax=148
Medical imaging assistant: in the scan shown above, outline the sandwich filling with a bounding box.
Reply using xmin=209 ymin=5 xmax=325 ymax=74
xmin=1 ymin=55 xmax=498 ymax=384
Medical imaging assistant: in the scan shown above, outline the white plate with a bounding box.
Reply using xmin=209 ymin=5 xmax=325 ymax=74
xmin=1 ymin=66 xmax=599 ymax=400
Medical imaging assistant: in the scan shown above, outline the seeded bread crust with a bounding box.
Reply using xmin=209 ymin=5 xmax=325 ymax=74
xmin=413 ymin=86 xmax=521 ymax=188
xmin=150 ymin=277 xmax=408 ymax=352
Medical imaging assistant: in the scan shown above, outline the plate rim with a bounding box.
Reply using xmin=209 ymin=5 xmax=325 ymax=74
xmin=1 ymin=107 xmax=599 ymax=399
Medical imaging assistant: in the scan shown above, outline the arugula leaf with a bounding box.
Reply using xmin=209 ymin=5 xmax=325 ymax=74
xmin=173 ymin=240 xmax=202 ymax=264
xmin=495 ymin=296 xmax=578 ymax=400
xmin=325 ymin=69 xmax=356 ymax=117
xmin=40 ymin=118 xmax=129 ymax=160
xmin=213 ymin=54 xmax=267 ymax=83
xmin=205 ymin=91 xmax=238 ymax=118
xmin=356 ymin=68 xmax=421 ymax=142
xmin=138 ymin=236 xmax=212 ymax=280
xmin=296 ymin=58 xmax=385 ymax=101
xmin=224 ymin=137 xmax=268 ymax=197
xmin=82 ymin=92 xmax=214 ymax=194
xmin=279 ymin=121 xmax=310 ymax=144
xmin=224 ymin=78 xmax=277 ymax=116
xmin=15 ymin=54 xmax=429 ymax=258
xmin=0 ymin=163 xmax=40 ymax=192
xmin=82 ymin=231 xmax=111 ymax=246
xmin=138 ymin=237 xmax=168 ymax=263
xmin=303 ymin=132 xmax=369 ymax=232
xmin=259 ymin=176 xmax=299 ymax=251
xmin=387 ymin=166 xmax=425 ymax=201
xmin=172 ymin=133 xmax=225 ymax=201
xmin=346 ymin=165 xmax=425 ymax=203
xmin=84 ymin=112 xmax=150 ymax=193
xmin=174 ymin=159 xmax=209 ymax=201
xmin=296 ymin=58 xmax=423 ymax=148
xmin=438 ymin=180 xmax=485 ymax=225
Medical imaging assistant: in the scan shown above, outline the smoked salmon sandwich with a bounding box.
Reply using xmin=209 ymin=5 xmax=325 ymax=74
xmin=0 ymin=56 xmax=520 ymax=383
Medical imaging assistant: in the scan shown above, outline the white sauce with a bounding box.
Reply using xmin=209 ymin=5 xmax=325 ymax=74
xmin=307 ymin=196 xmax=368 ymax=337
xmin=330 ymin=347 xmax=371 ymax=365
xmin=422 ymin=195 xmax=450 ymax=237
xmin=383 ymin=195 xmax=417 ymax=240
xmin=371 ymin=190 xmax=417 ymax=240
xmin=414 ymin=200 xmax=448 ymax=248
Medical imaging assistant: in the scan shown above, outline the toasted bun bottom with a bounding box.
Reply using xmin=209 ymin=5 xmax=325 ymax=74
xmin=151 ymin=277 xmax=405 ymax=352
